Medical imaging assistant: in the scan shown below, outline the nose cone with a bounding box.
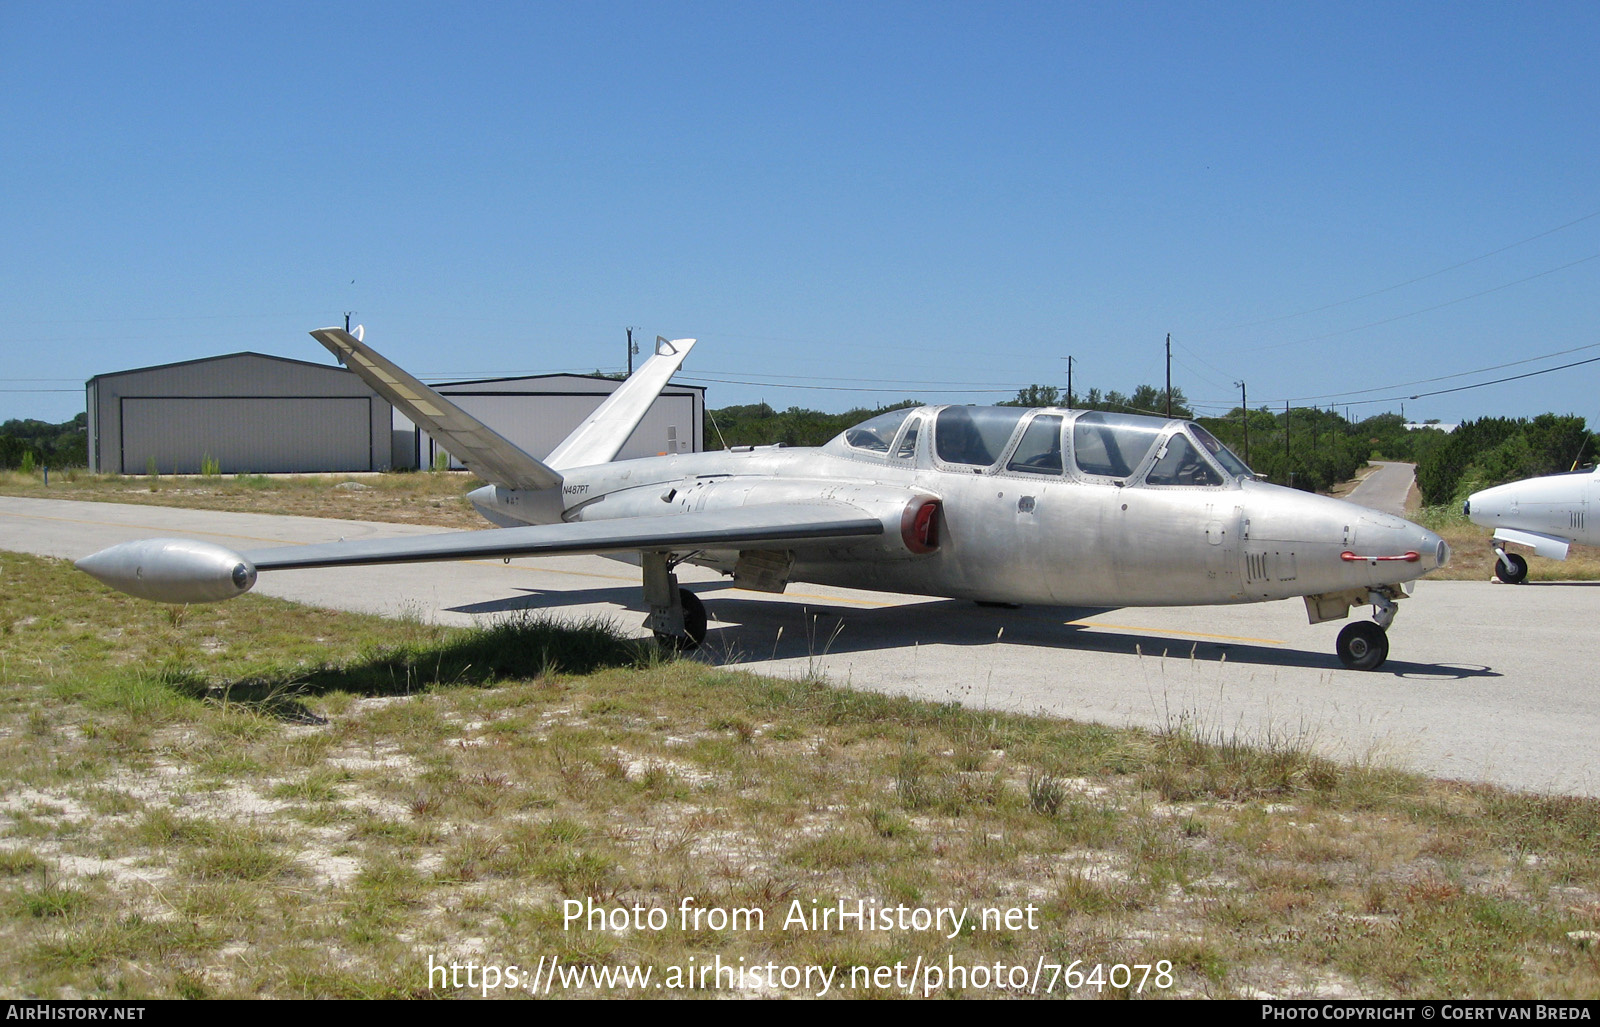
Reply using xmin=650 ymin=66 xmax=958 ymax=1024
xmin=1464 ymin=483 xmax=1507 ymax=529
xmin=1349 ymin=507 xmax=1449 ymax=572
xmin=1418 ymin=525 xmax=1450 ymax=570
xmin=1241 ymin=480 xmax=1448 ymax=586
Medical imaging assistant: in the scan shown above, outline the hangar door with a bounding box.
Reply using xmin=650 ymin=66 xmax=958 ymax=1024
xmin=120 ymin=397 xmax=374 ymax=474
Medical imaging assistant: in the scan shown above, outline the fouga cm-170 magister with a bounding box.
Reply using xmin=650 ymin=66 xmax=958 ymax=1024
xmin=77 ymin=327 xmax=1450 ymax=670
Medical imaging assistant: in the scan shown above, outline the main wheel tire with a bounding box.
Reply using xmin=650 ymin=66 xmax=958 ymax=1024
xmin=653 ymin=588 xmax=708 ymax=651
xmin=1336 ymin=621 xmax=1390 ymax=671
xmin=680 ymin=589 xmax=707 ymax=646
xmin=1496 ymin=552 xmax=1529 ymax=585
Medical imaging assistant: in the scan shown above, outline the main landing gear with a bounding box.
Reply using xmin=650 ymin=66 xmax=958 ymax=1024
xmin=1492 ymin=544 xmax=1529 ymax=584
xmin=642 ymin=552 xmax=708 ymax=650
xmin=1334 ymin=588 xmax=1399 ymax=671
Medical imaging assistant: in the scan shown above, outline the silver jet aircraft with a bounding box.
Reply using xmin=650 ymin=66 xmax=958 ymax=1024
xmin=1464 ymin=466 xmax=1599 ymax=583
xmin=78 ymin=328 xmax=1450 ymax=670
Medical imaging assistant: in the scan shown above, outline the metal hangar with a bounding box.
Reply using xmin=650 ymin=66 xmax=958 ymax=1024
xmin=403 ymin=373 xmax=706 ymax=470
xmin=85 ymin=352 xmax=393 ymax=475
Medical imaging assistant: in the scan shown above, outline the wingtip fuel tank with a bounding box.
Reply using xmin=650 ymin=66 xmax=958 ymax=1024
xmin=76 ymin=539 xmax=257 ymax=604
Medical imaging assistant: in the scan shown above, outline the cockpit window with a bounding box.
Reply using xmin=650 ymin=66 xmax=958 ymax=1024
xmin=1005 ymin=414 xmax=1063 ymax=475
xmin=1188 ymin=424 xmax=1254 ymax=479
xmin=1071 ymin=412 xmax=1164 ymax=479
xmin=1145 ymin=433 xmax=1222 ymax=487
xmin=844 ymin=408 xmax=914 ymax=453
xmin=935 ymin=406 xmax=1029 ymax=467
xmin=893 ymin=418 xmax=921 ymax=460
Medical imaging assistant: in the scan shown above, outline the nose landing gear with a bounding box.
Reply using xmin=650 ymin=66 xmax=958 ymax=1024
xmin=1334 ymin=588 xmax=1399 ymax=671
xmin=1336 ymin=621 xmax=1389 ymax=671
xmin=1492 ymin=545 xmax=1529 ymax=584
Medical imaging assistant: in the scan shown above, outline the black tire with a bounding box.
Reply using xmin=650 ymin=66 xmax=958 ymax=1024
xmin=1496 ymin=552 xmax=1529 ymax=585
xmin=1336 ymin=621 xmax=1390 ymax=671
xmin=653 ymin=588 xmax=708 ymax=650
xmin=680 ymin=589 xmax=707 ymax=646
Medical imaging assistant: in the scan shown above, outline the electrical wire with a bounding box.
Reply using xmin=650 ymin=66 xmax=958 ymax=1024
xmin=1298 ymin=355 xmax=1600 ymax=409
xmin=1242 ymin=252 xmax=1600 ymax=352
xmin=1279 ymin=340 xmax=1600 ymax=404
xmin=1201 ymin=206 xmax=1600 ymax=332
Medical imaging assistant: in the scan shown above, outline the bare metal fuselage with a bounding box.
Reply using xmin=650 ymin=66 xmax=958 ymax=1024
xmin=474 ymin=427 xmax=1444 ymax=610
xmin=72 ymin=330 xmax=1448 ymax=671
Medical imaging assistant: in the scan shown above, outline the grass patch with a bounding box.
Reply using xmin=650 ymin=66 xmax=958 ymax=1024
xmin=2 ymin=550 xmax=1600 ymax=998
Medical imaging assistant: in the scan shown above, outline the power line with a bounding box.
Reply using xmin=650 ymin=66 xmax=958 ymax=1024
xmin=678 ymin=375 xmax=1017 ymax=395
xmin=1282 ymin=340 xmax=1600 ymax=404
xmin=1242 ymin=251 xmax=1600 ymax=353
xmin=1338 ymin=355 xmax=1600 ymax=407
xmin=1201 ymin=205 xmax=1600 ymax=333
xmin=1217 ymin=354 xmax=1600 ymax=412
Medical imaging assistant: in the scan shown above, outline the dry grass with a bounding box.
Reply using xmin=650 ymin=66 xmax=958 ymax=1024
xmin=0 ymin=469 xmax=486 ymax=530
xmin=3 ymin=551 xmax=1600 ymax=999
xmin=1414 ymin=505 xmax=1600 ymax=582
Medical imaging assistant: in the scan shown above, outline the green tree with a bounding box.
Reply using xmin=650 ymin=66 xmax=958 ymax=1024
xmin=1001 ymin=384 xmax=1061 ymax=407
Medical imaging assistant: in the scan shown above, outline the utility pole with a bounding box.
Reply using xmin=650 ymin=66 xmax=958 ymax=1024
xmin=626 ymin=327 xmax=640 ymax=376
xmin=1063 ymin=355 xmax=1075 ymax=408
xmin=1285 ymin=400 xmax=1292 ymax=489
xmin=1164 ymin=333 xmax=1172 ymax=417
xmin=1235 ymin=380 xmax=1248 ymax=463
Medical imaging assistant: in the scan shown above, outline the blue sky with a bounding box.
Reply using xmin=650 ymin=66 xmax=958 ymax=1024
xmin=3 ymin=1 xmax=1597 ymax=426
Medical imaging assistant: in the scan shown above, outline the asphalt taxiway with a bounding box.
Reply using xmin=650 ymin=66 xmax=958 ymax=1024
xmin=3 ymin=495 xmax=1594 ymax=797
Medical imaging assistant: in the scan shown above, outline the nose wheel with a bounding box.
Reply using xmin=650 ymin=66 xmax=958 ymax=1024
xmin=1492 ymin=546 xmax=1528 ymax=584
xmin=1336 ymin=621 xmax=1389 ymax=671
xmin=1332 ymin=587 xmax=1400 ymax=671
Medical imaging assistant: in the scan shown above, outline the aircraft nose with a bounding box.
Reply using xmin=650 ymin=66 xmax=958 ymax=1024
xmin=1421 ymin=527 xmax=1450 ymax=570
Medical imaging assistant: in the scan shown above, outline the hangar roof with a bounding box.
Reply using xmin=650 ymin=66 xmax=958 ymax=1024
xmin=86 ymin=351 xmax=351 ymax=385
xmin=430 ymin=372 xmax=704 ymax=395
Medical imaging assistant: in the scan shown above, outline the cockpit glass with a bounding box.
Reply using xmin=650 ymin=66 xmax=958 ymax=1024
xmin=935 ymin=406 xmax=1029 ymax=466
xmin=1005 ymin=414 xmax=1063 ymax=475
xmin=1188 ymin=424 xmax=1254 ymax=478
xmin=1071 ymin=412 xmax=1165 ymax=478
xmin=1145 ymin=433 xmax=1222 ymax=487
xmin=843 ymin=408 xmax=914 ymax=453
xmin=894 ymin=419 xmax=920 ymax=460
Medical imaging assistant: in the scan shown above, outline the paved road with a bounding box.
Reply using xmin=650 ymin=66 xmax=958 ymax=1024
xmin=4 ymin=495 xmax=1597 ymax=797
xmin=1346 ymin=461 xmax=1416 ymax=517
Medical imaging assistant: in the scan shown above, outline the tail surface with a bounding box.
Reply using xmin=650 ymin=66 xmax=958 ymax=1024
xmin=545 ymin=336 xmax=697 ymax=469
xmin=311 ymin=327 xmax=563 ymax=491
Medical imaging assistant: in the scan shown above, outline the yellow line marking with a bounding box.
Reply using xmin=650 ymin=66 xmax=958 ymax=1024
xmin=1065 ymin=620 xmax=1285 ymax=645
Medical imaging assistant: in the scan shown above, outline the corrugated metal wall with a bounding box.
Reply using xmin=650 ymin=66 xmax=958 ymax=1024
xmin=120 ymin=397 xmax=374 ymax=474
xmin=87 ymin=353 xmax=390 ymax=474
xmin=407 ymin=379 xmax=705 ymax=471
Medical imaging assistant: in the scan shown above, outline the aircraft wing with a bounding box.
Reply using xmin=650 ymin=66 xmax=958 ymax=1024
xmin=75 ymin=505 xmax=887 ymax=604
xmin=311 ymin=327 xmax=564 ymax=491
xmin=246 ymin=505 xmax=879 ymax=570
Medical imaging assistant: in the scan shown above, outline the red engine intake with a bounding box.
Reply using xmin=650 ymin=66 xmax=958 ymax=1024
xmin=900 ymin=497 xmax=941 ymax=554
